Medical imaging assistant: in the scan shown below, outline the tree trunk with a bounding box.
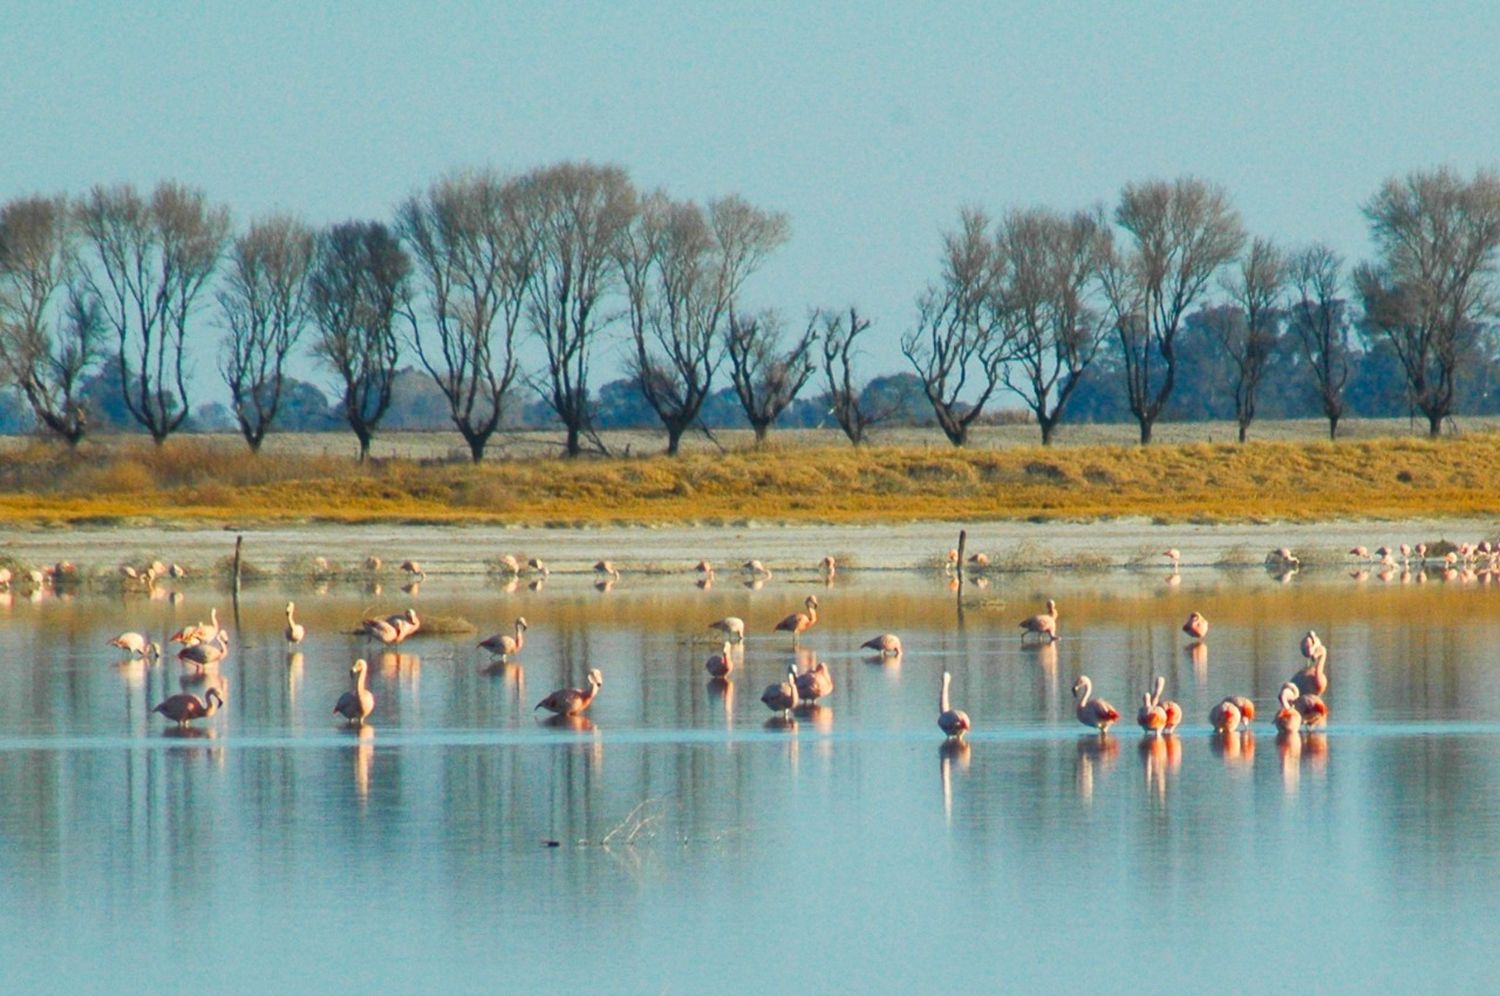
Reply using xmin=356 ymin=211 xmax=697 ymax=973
xmin=665 ymin=424 xmax=684 ymax=456
xmin=752 ymin=421 xmax=770 ymax=447
xmin=1039 ymin=417 xmax=1055 ymax=447
xmin=565 ymin=423 xmax=581 ymax=458
xmin=248 ymin=434 xmax=264 ymax=455
xmin=1328 ymin=414 xmax=1339 ymax=441
xmin=1138 ymin=417 xmax=1154 ymax=445
xmin=1238 ymin=419 xmax=1249 ymax=444
xmin=1428 ymin=411 xmax=1444 ymax=438
xmin=354 ymin=426 xmax=371 ymax=463
xmin=462 ymin=429 xmax=487 ymax=464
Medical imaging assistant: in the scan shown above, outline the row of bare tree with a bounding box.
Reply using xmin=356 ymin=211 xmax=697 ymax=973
xmin=1 ymin=164 xmax=1498 ymax=459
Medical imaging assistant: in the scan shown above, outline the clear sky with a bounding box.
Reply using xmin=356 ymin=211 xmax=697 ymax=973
xmin=6 ymin=2 xmax=1500 ymax=396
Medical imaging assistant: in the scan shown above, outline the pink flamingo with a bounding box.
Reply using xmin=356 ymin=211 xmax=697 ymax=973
xmin=938 ymin=671 xmax=970 ymax=739
xmin=1137 ymin=692 xmax=1167 ymax=736
xmin=1273 ymin=683 xmax=1302 ymax=734
xmin=760 ymin=667 xmax=800 ymax=717
xmin=152 ymin=687 xmax=225 ymax=728
xmin=1293 ymin=688 xmax=1328 ymax=728
xmin=1224 ymin=695 xmax=1255 ymax=729
xmin=704 ymin=640 xmax=733 ymax=679
xmin=1072 ymin=675 xmax=1119 ymax=732
xmin=773 ymin=595 xmax=819 ymax=646
xmin=284 ymin=602 xmax=306 ymax=645
xmin=1209 ymin=698 xmax=1242 ymax=733
xmin=819 ymin=555 xmax=837 ymax=578
xmin=535 ymin=669 xmax=604 ymax=716
xmin=1151 ymin=675 xmax=1182 ymax=735
xmin=1292 ymin=647 xmax=1328 ymax=696
xmin=1019 ymin=599 xmax=1059 ymax=644
xmin=1163 ymin=548 xmax=1181 ymax=571
xmin=478 ymin=617 xmax=528 ymax=661
xmin=333 ymin=658 xmax=375 ymax=726
xmin=177 ymin=630 xmax=229 ymax=671
xmin=708 ymin=617 xmax=745 ymax=643
xmin=108 ymin=632 xmax=159 ymax=660
xmin=1182 ymin=611 xmax=1208 ymax=641
xmin=795 ymin=660 xmax=833 ymax=703
xmin=860 ymin=633 xmax=903 ymax=657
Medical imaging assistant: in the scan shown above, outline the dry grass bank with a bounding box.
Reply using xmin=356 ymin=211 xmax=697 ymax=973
xmin=2 ymin=430 xmax=1498 ymax=527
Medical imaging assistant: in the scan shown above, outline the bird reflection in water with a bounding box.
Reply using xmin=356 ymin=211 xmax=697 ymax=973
xmin=1211 ymin=729 xmax=1255 ymax=768
xmin=529 ymin=577 xmax=546 ymax=593
xmin=401 ymin=581 xmax=421 ymax=596
xmin=286 ymin=651 xmax=304 ymax=704
xmin=1277 ymin=730 xmax=1301 ymax=796
xmin=1302 ymin=731 xmax=1329 ymax=775
xmin=541 ymin=714 xmax=596 ymax=733
xmin=1187 ymin=641 xmax=1208 ymax=685
xmin=378 ymin=651 xmax=421 ymax=689
xmin=594 ymin=578 xmax=617 ymax=593
xmin=365 ymin=580 xmax=383 ymax=597
xmin=795 ymin=702 xmax=834 ymax=735
xmin=940 ymin=738 xmax=971 ymax=827
xmin=706 ymin=677 xmax=734 ymax=727
xmin=161 ymin=725 xmax=216 ymax=741
xmin=743 ymin=577 xmax=766 ymax=591
xmin=1075 ymin=735 xmax=1119 ymax=803
xmin=350 ymin=724 xmax=374 ymax=802
xmin=1028 ymin=641 xmax=1059 ymax=677
xmin=496 ymin=577 xmax=520 ymax=594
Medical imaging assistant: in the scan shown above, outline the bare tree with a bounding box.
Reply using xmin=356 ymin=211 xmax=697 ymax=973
xmin=1356 ymin=167 xmax=1500 ymax=437
xmin=309 ymin=221 xmax=411 ymax=462
xmin=901 ymin=209 xmax=1009 ymax=446
xmin=76 ymin=182 xmax=230 ymax=444
xmin=525 ymin=162 xmax=636 ymax=458
xmin=1101 ymin=177 xmax=1245 ymax=444
xmin=0 ymin=194 xmax=101 ymax=447
xmin=1287 ymin=244 xmax=1353 ymax=440
xmin=1209 ymin=237 xmax=1287 ymax=443
xmin=995 ymin=206 xmax=1112 ymax=445
xmin=619 ymin=193 xmax=788 ymax=455
xmin=217 ymin=215 xmax=315 ymax=453
xmin=725 ymin=309 xmax=818 ymax=446
xmin=822 ymin=307 xmax=890 ymax=445
xmin=398 ymin=170 xmax=535 ymax=463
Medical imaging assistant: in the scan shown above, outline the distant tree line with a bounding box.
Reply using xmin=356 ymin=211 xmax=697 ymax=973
xmin=1 ymin=164 xmax=1499 ymax=456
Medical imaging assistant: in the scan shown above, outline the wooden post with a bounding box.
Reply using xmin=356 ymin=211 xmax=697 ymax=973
xmin=955 ymin=528 xmax=967 ymax=628
xmin=232 ymin=534 xmax=244 ymax=596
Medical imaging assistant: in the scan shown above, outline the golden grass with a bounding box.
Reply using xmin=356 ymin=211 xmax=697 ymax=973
xmin=3 ymin=434 xmax=1500 ymax=526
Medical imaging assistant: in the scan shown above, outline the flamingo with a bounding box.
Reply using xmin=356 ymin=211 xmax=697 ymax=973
xmin=1349 ymin=545 xmax=1370 ymax=560
xmin=819 ymin=555 xmax=837 ymax=578
xmin=938 ymin=671 xmax=970 ymax=739
xmin=760 ymin=667 xmax=800 ymax=717
xmin=967 ymin=552 xmax=990 ymax=568
xmin=1072 ymin=675 xmax=1119 ymax=732
xmin=774 ymin=595 xmax=819 ymax=645
xmin=1209 ymin=699 xmax=1242 ymax=733
xmin=1292 ymin=647 xmax=1328 ymax=696
xmin=742 ymin=559 xmax=772 ymax=578
xmin=333 ymin=658 xmax=375 ymax=726
xmin=860 ymin=633 xmax=903 ymax=657
xmin=1019 ymin=599 xmax=1059 ymax=644
xmin=284 ymin=602 xmax=305 ymax=645
xmin=400 ymin=560 xmax=426 ymax=580
xmin=1293 ymin=688 xmax=1328 ymax=728
xmin=108 ymin=632 xmax=159 ymax=659
xmin=1151 ymin=676 xmax=1182 ymax=735
xmin=704 ymin=640 xmax=733 ymax=679
xmin=364 ymin=556 xmax=382 ymax=572
xmin=1300 ymin=630 xmax=1323 ymax=661
xmin=1273 ymin=683 xmax=1302 ymax=734
xmin=1163 ymin=548 xmax=1181 ymax=571
xmin=363 ymin=616 xmax=401 ymax=646
xmin=478 ymin=617 xmax=528 ymax=661
xmin=1223 ymin=695 xmax=1256 ymax=729
xmin=708 ymin=616 xmax=746 ymax=643
xmin=177 ymin=630 xmax=229 ymax=670
xmin=1137 ymin=692 xmax=1167 ymax=736
xmin=795 ymin=660 xmax=834 ymax=703
xmin=535 ymin=669 xmax=604 ymax=716
xmin=387 ymin=608 xmax=421 ymax=643
xmin=694 ymin=560 xmax=715 ymax=579
xmin=526 ymin=557 xmax=549 ymax=576
xmin=171 ymin=607 xmax=221 ymax=646
xmin=594 ymin=560 xmax=620 ymax=581
xmin=153 ymin=687 xmax=225 ymax=728
xmin=1182 ymin=611 xmax=1208 ymax=641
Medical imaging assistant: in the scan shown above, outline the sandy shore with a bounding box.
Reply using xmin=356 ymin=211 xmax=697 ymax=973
xmin=2 ymin=516 xmax=1493 ymax=576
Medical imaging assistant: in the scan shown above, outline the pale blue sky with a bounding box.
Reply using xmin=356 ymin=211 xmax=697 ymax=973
xmin=6 ymin=2 xmax=1500 ymax=394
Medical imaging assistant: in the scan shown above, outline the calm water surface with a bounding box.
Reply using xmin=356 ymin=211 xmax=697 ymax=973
xmin=0 ymin=569 xmax=1497 ymax=992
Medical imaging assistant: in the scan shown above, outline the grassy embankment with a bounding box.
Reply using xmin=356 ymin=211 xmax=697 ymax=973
xmin=0 ymin=434 xmax=1497 ymax=526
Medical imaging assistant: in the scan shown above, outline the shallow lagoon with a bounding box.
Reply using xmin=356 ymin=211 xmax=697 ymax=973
xmin=0 ymin=566 xmax=1496 ymax=992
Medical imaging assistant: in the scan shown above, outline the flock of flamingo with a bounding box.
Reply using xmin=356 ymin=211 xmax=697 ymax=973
xmin=96 ymin=543 xmax=1356 ymax=757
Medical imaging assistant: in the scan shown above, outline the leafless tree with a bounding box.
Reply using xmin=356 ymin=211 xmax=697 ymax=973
xmin=995 ymin=206 xmax=1112 ymax=445
xmin=1286 ymin=244 xmax=1353 ymax=440
xmin=76 ymin=182 xmax=230 ymax=444
xmin=525 ymin=162 xmax=636 ymax=458
xmin=725 ymin=309 xmax=818 ymax=446
xmin=1355 ymin=166 xmax=1500 ymax=437
xmin=619 ymin=193 xmax=788 ymax=455
xmin=1101 ymin=177 xmax=1245 ymax=444
xmin=1209 ymin=237 xmax=1287 ymax=443
xmin=398 ymin=170 xmax=535 ymax=463
xmin=217 ymin=214 xmax=315 ymax=453
xmin=822 ymin=307 xmax=890 ymax=445
xmin=309 ymin=221 xmax=411 ymax=462
xmin=901 ymin=209 xmax=1009 ymax=446
xmin=0 ymin=194 xmax=101 ymax=447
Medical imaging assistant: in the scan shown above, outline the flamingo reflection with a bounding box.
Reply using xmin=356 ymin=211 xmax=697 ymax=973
xmin=1075 ymin=735 xmax=1119 ymax=803
xmin=940 ymin=738 xmax=971 ymax=826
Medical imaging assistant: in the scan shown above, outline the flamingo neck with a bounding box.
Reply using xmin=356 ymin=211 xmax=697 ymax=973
xmin=788 ymin=671 xmax=800 ymax=709
xmin=1077 ymin=678 xmax=1091 ymax=707
xmin=940 ymin=674 xmax=951 ymax=713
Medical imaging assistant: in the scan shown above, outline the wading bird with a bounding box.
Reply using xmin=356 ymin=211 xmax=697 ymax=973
xmin=535 ymin=669 xmax=604 ymax=717
xmin=938 ymin=671 xmax=970 ymax=739
xmin=152 ymin=687 xmax=225 ymax=728
xmin=478 ymin=617 xmax=528 ymax=661
xmin=1072 ymin=675 xmax=1119 ymax=732
xmin=333 ymin=659 xmax=375 ymax=726
xmin=774 ymin=595 xmax=819 ymax=646
xmin=1019 ymin=599 xmax=1059 ymax=644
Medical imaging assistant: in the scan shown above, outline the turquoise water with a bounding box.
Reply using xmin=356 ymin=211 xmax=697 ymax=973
xmin=0 ymin=571 xmax=1495 ymax=992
